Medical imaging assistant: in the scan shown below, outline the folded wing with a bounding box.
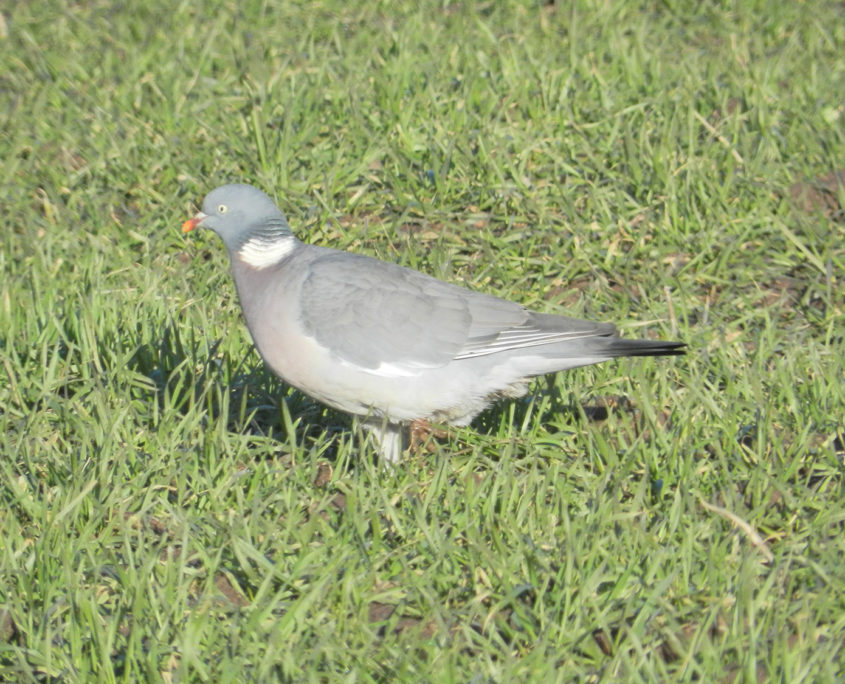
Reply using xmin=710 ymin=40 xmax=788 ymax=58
xmin=298 ymin=252 xmax=624 ymax=373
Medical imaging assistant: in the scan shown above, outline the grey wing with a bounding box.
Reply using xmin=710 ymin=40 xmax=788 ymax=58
xmin=298 ymin=251 xmax=618 ymax=372
xmin=298 ymin=252 xmax=524 ymax=370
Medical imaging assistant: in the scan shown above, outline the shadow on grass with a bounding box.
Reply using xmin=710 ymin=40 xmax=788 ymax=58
xmin=471 ymin=376 xmax=638 ymax=442
xmin=125 ymin=320 xmax=352 ymax=452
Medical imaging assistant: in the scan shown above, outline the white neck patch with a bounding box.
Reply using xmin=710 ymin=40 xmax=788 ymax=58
xmin=237 ymin=236 xmax=297 ymax=269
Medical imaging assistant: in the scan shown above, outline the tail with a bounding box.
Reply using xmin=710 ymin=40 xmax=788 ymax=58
xmin=601 ymin=337 xmax=686 ymax=358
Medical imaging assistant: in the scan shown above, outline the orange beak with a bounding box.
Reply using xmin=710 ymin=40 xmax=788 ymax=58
xmin=182 ymin=212 xmax=208 ymax=233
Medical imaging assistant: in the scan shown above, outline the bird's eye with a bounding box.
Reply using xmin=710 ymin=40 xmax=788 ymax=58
xmin=217 ymin=204 xmax=228 ymax=214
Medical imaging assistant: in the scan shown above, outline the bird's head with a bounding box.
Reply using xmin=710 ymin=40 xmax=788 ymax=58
xmin=182 ymin=184 xmax=293 ymax=253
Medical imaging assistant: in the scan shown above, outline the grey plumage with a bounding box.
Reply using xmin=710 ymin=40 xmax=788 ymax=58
xmin=183 ymin=183 xmax=684 ymax=462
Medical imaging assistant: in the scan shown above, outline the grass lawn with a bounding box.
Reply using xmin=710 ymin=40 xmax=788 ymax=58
xmin=1 ymin=0 xmax=843 ymax=680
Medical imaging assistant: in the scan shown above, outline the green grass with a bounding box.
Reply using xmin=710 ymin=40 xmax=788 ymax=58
xmin=1 ymin=0 xmax=843 ymax=680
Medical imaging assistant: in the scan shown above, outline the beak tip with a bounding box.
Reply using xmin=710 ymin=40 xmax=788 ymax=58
xmin=182 ymin=213 xmax=206 ymax=233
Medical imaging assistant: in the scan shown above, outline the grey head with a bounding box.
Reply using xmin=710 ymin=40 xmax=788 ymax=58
xmin=182 ymin=184 xmax=294 ymax=253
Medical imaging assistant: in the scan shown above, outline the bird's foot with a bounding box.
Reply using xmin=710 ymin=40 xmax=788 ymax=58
xmin=408 ymin=419 xmax=448 ymax=454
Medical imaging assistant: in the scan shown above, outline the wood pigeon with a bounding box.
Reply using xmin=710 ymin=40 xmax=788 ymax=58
xmin=183 ymin=184 xmax=684 ymax=462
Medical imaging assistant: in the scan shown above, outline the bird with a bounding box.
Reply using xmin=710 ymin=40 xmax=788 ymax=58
xmin=182 ymin=184 xmax=684 ymax=463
